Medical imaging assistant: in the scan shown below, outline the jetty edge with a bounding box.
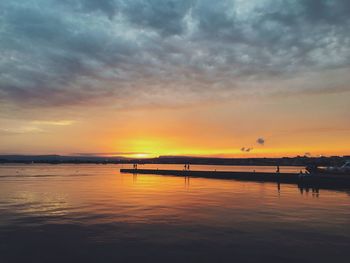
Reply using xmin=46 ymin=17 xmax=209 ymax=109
xmin=120 ymin=168 xmax=350 ymax=188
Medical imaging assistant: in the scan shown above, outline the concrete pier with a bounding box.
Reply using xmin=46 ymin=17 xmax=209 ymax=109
xmin=120 ymin=168 xmax=350 ymax=189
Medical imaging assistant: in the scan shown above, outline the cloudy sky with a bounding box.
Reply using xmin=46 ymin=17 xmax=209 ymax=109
xmin=1 ymin=0 xmax=350 ymax=157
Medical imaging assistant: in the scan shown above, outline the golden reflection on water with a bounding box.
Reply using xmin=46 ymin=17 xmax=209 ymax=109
xmin=0 ymin=164 xmax=349 ymax=227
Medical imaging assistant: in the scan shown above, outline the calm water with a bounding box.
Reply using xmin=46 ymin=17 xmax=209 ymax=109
xmin=0 ymin=164 xmax=349 ymax=263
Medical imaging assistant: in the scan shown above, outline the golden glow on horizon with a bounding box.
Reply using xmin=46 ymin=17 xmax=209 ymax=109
xmin=111 ymin=138 xmax=350 ymax=158
xmin=1 ymin=92 xmax=349 ymax=157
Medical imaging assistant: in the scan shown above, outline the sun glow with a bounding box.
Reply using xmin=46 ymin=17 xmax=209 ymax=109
xmin=128 ymin=153 xmax=153 ymax=159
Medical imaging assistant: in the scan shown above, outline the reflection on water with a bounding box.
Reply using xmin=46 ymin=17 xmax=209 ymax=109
xmin=0 ymin=164 xmax=349 ymax=263
xmin=122 ymin=163 xmax=306 ymax=173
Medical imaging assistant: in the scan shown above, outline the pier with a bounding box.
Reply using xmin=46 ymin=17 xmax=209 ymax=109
xmin=120 ymin=168 xmax=350 ymax=189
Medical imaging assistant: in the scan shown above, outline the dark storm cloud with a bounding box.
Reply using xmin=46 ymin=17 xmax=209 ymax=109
xmin=0 ymin=0 xmax=349 ymax=108
xmin=256 ymin=138 xmax=265 ymax=145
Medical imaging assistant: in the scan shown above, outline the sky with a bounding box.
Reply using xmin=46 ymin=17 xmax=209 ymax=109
xmin=0 ymin=0 xmax=350 ymax=158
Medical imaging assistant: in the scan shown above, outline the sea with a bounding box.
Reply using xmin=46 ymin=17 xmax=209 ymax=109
xmin=0 ymin=164 xmax=349 ymax=263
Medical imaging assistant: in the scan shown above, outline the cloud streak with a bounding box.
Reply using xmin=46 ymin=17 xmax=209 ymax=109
xmin=32 ymin=120 xmax=75 ymax=126
xmin=0 ymin=127 xmax=44 ymax=136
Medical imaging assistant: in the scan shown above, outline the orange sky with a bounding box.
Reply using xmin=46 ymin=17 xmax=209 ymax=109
xmin=1 ymin=89 xmax=349 ymax=158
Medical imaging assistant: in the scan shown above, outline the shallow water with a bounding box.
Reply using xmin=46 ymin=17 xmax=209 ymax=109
xmin=0 ymin=164 xmax=349 ymax=263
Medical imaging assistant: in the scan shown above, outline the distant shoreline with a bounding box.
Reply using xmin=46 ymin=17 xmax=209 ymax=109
xmin=0 ymin=155 xmax=349 ymax=167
